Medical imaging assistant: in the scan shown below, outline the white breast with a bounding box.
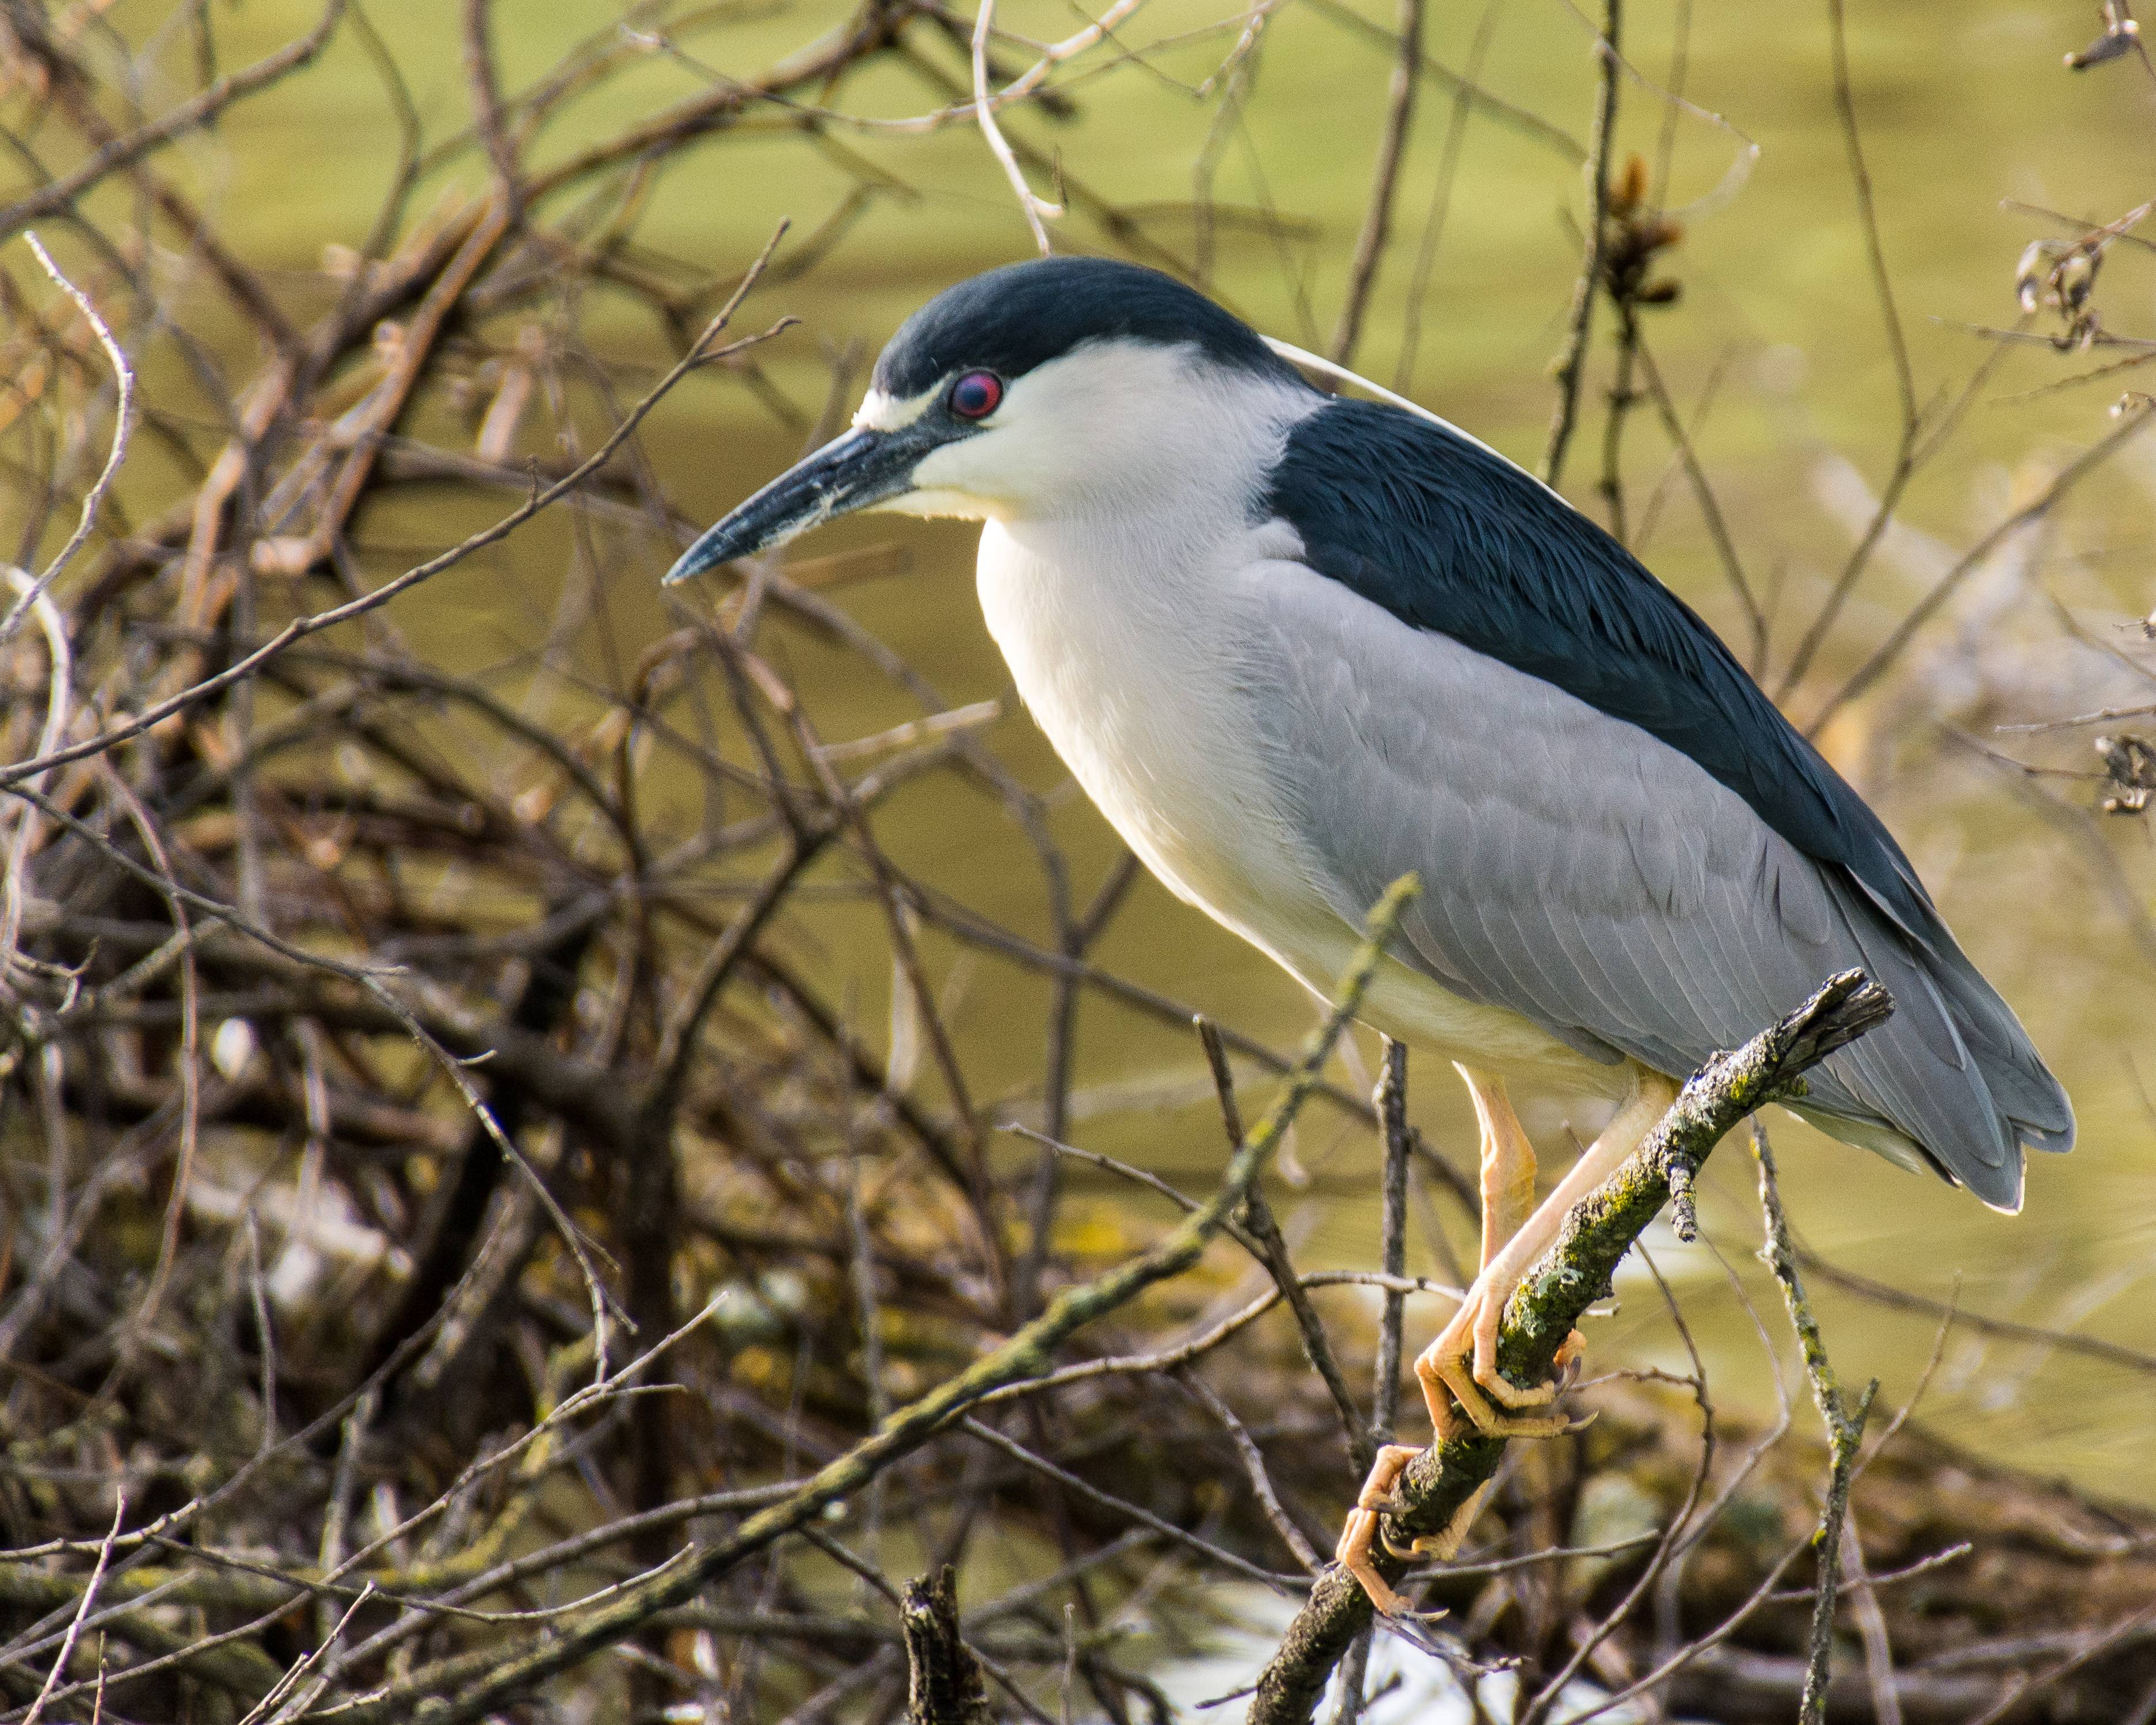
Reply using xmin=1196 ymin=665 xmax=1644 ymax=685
xmin=976 ymin=514 xmax=1332 ymax=956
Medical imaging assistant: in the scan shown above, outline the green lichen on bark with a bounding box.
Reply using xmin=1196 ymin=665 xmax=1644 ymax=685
xmin=1248 ymin=969 xmax=1892 ymax=1725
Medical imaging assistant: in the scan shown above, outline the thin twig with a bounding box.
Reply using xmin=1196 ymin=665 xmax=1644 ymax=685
xmin=0 ymin=228 xmax=797 ymax=793
xmin=1751 ymin=1121 xmax=1879 ymax=1725
xmin=972 ymin=0 xmax=1061 ymax=254
xmin=1330 ymin=0 xmax=1424 ymax=363
xmin=1542 ymin=0 xmax=1621 ymax=488
xmin=314 ymin=879 xmax=1423 ymax=1724
xmin=2 ymin=235 xmax=135 ymax=641
xmin=1199 ymin=1018 xmax=1374 ymax=1472
xmin=1371 ymin=1041 xmax=1411 ymax=1452
xmin=20 ymin=1494 xmax=125 ymax=1725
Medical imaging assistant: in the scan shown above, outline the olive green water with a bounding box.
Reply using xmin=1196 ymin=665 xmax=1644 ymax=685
xmin=92 ymin=0 xmax=2156 ymax=1496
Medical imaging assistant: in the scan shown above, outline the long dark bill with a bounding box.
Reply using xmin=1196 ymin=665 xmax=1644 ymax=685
xmin=663 ymin=421 xmax=942 ymax=585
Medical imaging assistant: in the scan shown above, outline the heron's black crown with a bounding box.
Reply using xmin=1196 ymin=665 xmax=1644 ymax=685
xmin=871 ymin=257 xmax=1305 ymax=398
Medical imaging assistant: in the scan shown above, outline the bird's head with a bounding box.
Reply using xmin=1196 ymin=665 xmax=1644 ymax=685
xmin=663 ymin=257 xmax=1314 ymax=584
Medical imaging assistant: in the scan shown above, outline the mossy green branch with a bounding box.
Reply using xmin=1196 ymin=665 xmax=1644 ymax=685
xmin=303 ymin=876 xmax=1422 ymax=1724
xmin=1248 ymin=968 xmax=1893 ymax=1725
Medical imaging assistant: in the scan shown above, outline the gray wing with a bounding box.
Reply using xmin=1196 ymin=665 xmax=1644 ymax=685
xmin=1239 ymin=561 xmax=2052 ymax=1209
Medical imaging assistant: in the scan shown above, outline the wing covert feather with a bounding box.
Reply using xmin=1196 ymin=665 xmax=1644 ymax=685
xmin=1239 ymin=564 xmax=2033 ymax=1204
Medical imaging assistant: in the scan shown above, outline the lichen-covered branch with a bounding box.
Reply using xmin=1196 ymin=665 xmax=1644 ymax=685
xmin=1247 ymin=968 xmax=1894 ymax=1725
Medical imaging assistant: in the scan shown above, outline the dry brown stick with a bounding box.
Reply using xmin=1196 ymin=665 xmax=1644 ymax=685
xmin=958 ymin=1416 xmax=1300 ymax=1589
xmin=901 ymin=1567 xmax=992 ymax=1725
xmin=776 ymin=696 xmax=1004 ymax=1297
xmin=1753 ymin=1121 xmax=1879 ymax=1725
xmin=1773 ymin=329 xmax=2018 ymax=699
xmin=1296 ymin=0 xmax=1583 ymax=163
xmin=1392 ymin=0 xmax=1502 ymax=392
xmin=1198 ymin=1016 xmax=1374 ymax=1473
xmin=1791 ymin=1242 xmax=2156 ymax=1376
xmin=890 ymin=43 xmax=1194 ymax=277
xmin=1768 ymin=0 xmax=1920 ymax=698
xmin=1 ymin=235 xmax=134 ymax=639
xmin=1632 ymin=330 xmax=1763 ymax=661
xmin=520 ymin=0 xmax=919 ymax=204
xmin=1182 ymin=1372 xmax=1325 ymax=1573
xmin=0 ymin=230 xmax=795 ymax=793
xmin=462 ymin=0 xmax=521 ymax=223
xmin=291 ymin=878 xmax=1421 ymax=1725
xmin=1807 ymin=403 xmax=2155 ymax=728
xmin=17 ymin=1492 xmax=124 ymax=1725
xmin=1826 ymin=0 xmax=1915 ymax=433
xmin=919 ymin=894 xmax=1376 ymax=1122
xmin=1334 ymin=1045 xmax=1412 ymax=1724
xmin=1370 ymin=1039 xmax=1410 ymax=1456
xmin=1514 ymin=1251 xmax=1718 ymax=1725
xmin=252 ymin=194 xmax=512 ymax=580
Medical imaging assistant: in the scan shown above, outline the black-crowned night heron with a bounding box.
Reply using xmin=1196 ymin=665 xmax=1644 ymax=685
xmin=665 ymin=256 xmax=2074 ymax=1610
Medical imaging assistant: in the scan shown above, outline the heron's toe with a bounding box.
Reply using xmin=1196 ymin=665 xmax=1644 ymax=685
xmin=1336 ymin=1508 xmax=1411 ymax=1617
xmin=1336 ymin=1444 xmax=1426 ymax=1616
xmin=1428 ymin=1347 xmax=1576 ymax=1438
xmin=1476 ymin=1365 xmax=1557 ymax=1410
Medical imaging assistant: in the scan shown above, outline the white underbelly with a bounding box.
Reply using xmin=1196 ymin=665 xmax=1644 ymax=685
xmin=974 ymin=521 xmax=1622 ymax=1094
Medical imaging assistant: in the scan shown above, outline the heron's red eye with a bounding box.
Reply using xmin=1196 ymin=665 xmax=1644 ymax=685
xmin=949 ymin=371 xmax=1003 ymax=419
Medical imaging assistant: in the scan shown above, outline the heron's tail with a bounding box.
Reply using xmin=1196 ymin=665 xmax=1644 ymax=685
xmin=1802 ymin=884 xmax=2074 ymax=1212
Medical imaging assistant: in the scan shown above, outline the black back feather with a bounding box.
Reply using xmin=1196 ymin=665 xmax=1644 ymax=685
xmin=1267 ymin=398 xmax=2071 ymax=1155
xmin=1268 ymin=399 xmax=1935 ymax=934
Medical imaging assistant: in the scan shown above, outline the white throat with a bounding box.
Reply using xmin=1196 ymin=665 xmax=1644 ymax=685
xmin=958 ymin=344 xmax=1328 ymax=954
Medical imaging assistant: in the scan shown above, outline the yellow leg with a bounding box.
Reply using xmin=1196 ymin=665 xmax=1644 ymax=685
xmin=1419 ymin=1064 xmax=1676 ymax=1437
xmin=1464 ymin=1064 xmax=1538 ymax=1270
xmin=1336 ymin=1067 xmax=1555 ymax=1613
xmin=1335 ymin=1061 xmax=1676 ymax=1616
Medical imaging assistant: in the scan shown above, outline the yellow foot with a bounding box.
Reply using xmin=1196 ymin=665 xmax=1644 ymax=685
xmin=1334 ymin=1448 xmax=1489 ymax=1616
xmin=1416 ymin=1281 xmax=1590 ymax=1441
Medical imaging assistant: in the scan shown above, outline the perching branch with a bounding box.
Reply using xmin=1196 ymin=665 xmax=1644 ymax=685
xmin=1247 ymin=968 xmax=1894 ymax=1725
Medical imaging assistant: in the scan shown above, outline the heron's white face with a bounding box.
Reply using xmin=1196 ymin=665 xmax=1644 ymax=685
xmin=662 ymin=330 xmax=1319 ymax=586
xmin=856 ymin=338 xmax=1319 ymax=525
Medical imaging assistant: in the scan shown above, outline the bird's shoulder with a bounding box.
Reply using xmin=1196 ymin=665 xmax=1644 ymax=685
xmin=1261 ymin=395 xmax=1933 ymax=934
